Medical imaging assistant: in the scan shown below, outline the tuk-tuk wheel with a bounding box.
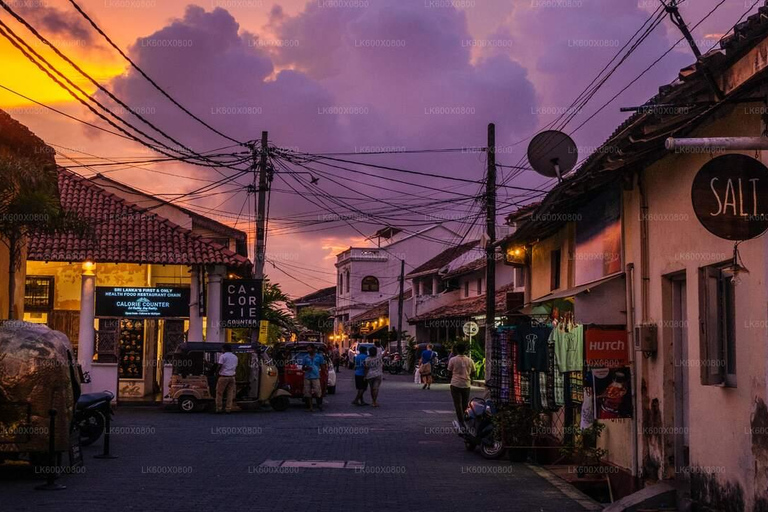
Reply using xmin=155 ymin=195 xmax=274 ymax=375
xmin=178 ymin=396 xmax=198 ymax=413
xmin=270 ymin=396 xmax=290 ymax=412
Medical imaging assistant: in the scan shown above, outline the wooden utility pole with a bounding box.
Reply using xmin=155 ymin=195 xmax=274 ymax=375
xmin=254 ymin=130 xmax=269 ymax=280
xmin=662 ymin=0 xmax=723 ymax=99
xmin=396 ymin=258 xmax=405 ymax=354
xmin=484 ymin=123 xmax=496 ymax=384
xmin=249 ymin=131 xmax=269 ymax=344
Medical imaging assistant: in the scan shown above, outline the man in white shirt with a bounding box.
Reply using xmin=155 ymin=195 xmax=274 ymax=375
xmin=447 ymin=343 xmax=474 ymax=427
xmin=216 ymin=345 xmax=239 ymax=413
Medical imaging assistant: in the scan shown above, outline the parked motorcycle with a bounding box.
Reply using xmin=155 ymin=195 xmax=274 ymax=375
xmin=74 ymin=390 xmax=114 ymax=446
xmin=432 ymin=357 xmax=450 ymax=381
xmin=383 ymin=352 xmax=404 ymax=374
xmin=453 ymin=397 xmax=504 ymax=459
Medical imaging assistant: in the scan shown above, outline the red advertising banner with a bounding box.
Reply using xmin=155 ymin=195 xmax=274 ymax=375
xmin=585 ymin=329 xmax=629 ymax=368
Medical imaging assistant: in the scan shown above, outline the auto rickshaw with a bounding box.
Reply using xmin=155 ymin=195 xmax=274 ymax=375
xmin=164 ymin=342 xmax=291 ymax=412
xmin=273 ymin=342 xmax=330 ymax=401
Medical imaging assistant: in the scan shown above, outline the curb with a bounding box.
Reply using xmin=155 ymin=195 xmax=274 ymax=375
xmin=526 ymin=463 xmax=604 ymax=511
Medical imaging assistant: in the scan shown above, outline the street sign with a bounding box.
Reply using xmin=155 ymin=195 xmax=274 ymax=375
xmin=691 ymin=154 xmax=768 ymax=241
xmin=221 ymin=279 xmax=263 ymax=328
xmin=463 ymin=321 xmax=479 ymax=337
xmin=95 ymin=287 xmax=190 ymax=318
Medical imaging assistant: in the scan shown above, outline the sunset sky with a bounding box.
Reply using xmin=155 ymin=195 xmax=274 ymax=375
xmin=0 ymin=0 xmax=755 ymax=297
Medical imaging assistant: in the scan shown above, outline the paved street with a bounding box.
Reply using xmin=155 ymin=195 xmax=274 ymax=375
xmin=2 ymin=371 xmax=589 ymax=512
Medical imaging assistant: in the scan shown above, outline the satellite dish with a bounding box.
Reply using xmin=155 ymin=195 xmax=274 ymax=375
xmin=527 ymin=130 xmax=578 ymax=182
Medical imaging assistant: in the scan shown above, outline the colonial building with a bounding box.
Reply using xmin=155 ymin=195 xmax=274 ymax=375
xmin=407 ymin=240 xmax=523 ymax=345
xmin=24 ymin=168 xmax=251 ymax=403
xmin=333 ymin=224 xmax=459 ymax=347
xmin=501 ymin=8 xmax=768 ymax=509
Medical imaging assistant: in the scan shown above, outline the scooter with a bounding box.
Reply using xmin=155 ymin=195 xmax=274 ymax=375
xmin=452 ymin=397 xmax=504 ymax=459
xmin=74 ymin=372 xmax=114 ymax=446
xmin=383 ymin=352 xmax=404 ymax=374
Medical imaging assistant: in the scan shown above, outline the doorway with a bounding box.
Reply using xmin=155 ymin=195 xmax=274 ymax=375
xmin=669 ymin=273 xmax=690 ymax=475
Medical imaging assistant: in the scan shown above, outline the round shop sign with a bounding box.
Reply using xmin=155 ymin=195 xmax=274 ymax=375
xmin=463 ymin=321 xmax=479 ymax=337
xmin=691 ymin=154 xmax=768 ymax=241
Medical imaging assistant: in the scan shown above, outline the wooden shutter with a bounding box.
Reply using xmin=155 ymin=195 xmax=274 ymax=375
xmin=698 ymin=266 xmax=725 ymax=385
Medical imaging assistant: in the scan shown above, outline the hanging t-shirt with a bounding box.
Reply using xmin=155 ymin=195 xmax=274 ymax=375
xmin=515 ymin=324 xmax=551 ymax=372
xmin=553 ymin=324 xmax=584 ymax=373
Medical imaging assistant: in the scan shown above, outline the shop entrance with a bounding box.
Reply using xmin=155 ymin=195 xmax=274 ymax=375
xmin=99 ymin=317 xmax=187 ymax=402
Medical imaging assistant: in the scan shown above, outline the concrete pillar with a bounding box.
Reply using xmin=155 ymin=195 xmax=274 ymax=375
xmin=77 ymin=262 xmax=96 ymax=376
xmin=206 ymin=265 xmax=226 ymax=342
xmin=188 ymin=265 xmax=204 ymax=341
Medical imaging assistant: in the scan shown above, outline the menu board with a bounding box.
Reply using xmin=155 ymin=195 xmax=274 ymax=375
xmin=118 ymin=319 xmax=144 ymax=379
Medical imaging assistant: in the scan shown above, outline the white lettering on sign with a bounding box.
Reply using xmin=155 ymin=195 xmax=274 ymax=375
xmin=709 ymin=177 xmax=760 ymax=217
xmin=588 ymin=340 xmax=625 ymax=351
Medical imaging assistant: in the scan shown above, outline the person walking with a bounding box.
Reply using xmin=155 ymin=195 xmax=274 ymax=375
xmin=419 ymin=343 xmax=435 ymax=390
xmin=215 ymin=345 xmax=238 ymax=414
xmin=302 ymin=344 xmax=326 ymax=412
xmin=447 ymin=343 xmax=474 ymax=428
xmin=352 ymin=345 xmax=369 ymax=406
xmin=332 ymin=343 xmax=341 ymax=373
xmin=364 ymin=346 xmax=383 ymax=407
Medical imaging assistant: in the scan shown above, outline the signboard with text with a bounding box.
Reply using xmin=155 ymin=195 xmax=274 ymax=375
xmin=585 ymin=328 xmax=629 ymax=368
xmin=221 ymin=279 xmax=263 ymax=328
xmin=691 ymin=154 xmax=768 ymax=241
xmin=95 ymin=287 xmax=190 ymax=318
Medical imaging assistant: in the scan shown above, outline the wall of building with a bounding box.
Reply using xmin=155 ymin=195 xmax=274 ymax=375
xmin=336 ymin=226 xmax=459 ymax=331
xmin=0 ymin=244 xmax=27 ymax=320
xmin=530 ymin=226 xmax=572 ymax=301
xmin=623 ymin=104 xmax=768 ymax=511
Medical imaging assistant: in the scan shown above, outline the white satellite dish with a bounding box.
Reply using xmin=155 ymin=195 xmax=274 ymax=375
xmin=527 ymin=130 xmax=578 ymax=182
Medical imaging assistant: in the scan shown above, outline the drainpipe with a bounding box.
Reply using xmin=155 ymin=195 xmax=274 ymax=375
xmin=639 ymin=174 xmax=650 ymax=322
xmin=627 ymin=262 xmax=639 ymax=481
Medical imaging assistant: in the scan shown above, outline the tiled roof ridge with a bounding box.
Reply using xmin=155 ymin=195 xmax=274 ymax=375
xmin=60 ymin=168 xmax=244 ymax=261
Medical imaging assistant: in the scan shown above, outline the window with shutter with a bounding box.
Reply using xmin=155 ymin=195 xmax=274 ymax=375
xmin=698 ymin=265 xmax=735 ymax=386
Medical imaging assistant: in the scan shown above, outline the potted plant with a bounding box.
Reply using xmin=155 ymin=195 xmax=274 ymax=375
xmin=559 ymin=421 xmax=608 ymax=477
xmin=493 ymin=405 xmax=541 ymax=463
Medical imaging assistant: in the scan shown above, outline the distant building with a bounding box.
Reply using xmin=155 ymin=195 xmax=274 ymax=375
xmin=293 ymin=286 xmax=336 ymax=315
xmin=333 ymin=225 xmax=459 ymax=348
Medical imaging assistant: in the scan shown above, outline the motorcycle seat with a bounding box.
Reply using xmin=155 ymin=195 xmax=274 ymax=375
xmin=77 ymin=391 xmax=114 ymax=409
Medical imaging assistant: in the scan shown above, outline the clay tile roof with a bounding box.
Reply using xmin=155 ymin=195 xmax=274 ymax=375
xmin=407 ymin=240 xmax=480 ymax=277
xmin=409 ymin=283 xmax=516 ymax=323
xmin=443 ymin=256 xmax=486 ymax=279
xmin=27 ymin=168 xmax=251 ymax=269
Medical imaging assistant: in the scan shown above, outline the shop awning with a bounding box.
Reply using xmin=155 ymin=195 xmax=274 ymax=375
xmin=518 ymin=272 xmax=624 ymax=314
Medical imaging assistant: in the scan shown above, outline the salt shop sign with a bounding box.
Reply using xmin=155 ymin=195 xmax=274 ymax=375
xmin=691 ymin=154 xmax=768 ymax=241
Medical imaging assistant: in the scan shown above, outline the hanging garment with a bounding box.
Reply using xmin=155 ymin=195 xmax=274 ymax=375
xmin=570 ymin=371 xmax=584 ymax=405
xmin=515 ymin=323 xmax=552 ymax=372
xmin=496 ymin=328 xmax=513 ymax=405
xmin=580 ymin=390 xmax=595 ymax=429
xmin=553 ymin=324 xmax=584 ymax=373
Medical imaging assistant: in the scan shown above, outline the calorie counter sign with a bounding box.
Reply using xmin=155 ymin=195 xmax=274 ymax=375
xmin=221 ymin=279 xmax=263 ymax=328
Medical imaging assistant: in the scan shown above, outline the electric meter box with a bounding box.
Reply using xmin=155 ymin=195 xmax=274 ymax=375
xmin=635 ymin=323 xmax=658 ymax=353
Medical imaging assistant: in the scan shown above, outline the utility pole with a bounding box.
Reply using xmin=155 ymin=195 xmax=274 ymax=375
xmin=254 ymin=130 xmax=269 ymax=280
xmin=484 ymin=123 xmax=496 ymax=385
xmin=662 ymin=0 xmax=723 ymax=100
xmin=396 ymin=258 xmax=405 ymax=355
xmin=249 ymin=131 xmax=269 ymax=343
